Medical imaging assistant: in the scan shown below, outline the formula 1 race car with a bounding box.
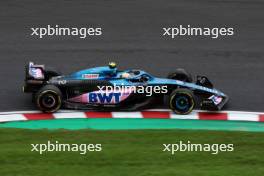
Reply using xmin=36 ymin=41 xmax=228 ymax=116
xmin=23 ymin=62 xmax=228 ymax=114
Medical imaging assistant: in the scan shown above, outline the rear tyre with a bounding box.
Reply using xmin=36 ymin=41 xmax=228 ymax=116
xmin=167 ymin=68 xmax=192 ymax=82
xmin=169 ymin=89 xmax=195 ymax=115
xmin=35 ymin=85 xmax=62 ymax=113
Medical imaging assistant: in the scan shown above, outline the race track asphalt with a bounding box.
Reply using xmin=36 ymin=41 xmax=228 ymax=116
xmin=0 ymin=0 xmax=263 ymax=111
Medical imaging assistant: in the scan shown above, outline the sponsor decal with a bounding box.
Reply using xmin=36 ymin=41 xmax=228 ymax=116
xmin=89 ymin=92 xmax=121 ymax=104
xmin=82 ymin=74 xmax=99 ymax=79
xmin=69 ymin=90 xmax=131 ymax=104
xmin=209 ymin=95 xmax=223 ymax=105
xmin=58 ymin=80 xmax=67 ymax=85
xmin=191 ymin=84 xmax=218 ymax=94
xmin=29 ymin=68 xmax=44 ymax=79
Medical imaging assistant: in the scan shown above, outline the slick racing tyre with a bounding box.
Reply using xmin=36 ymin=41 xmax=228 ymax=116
xmin=169 ymin=89 xmax=195 ymax=115
xmin=167 ymin=68 xmax=192 ymax=82
xmin=35 ymin=85 xmax=62 ymax=113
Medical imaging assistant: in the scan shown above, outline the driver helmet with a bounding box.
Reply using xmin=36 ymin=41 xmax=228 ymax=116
xmin=109 ymin=62 xmax=117 ymax=69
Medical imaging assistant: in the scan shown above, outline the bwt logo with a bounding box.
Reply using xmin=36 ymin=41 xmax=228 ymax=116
xmin=88 ymin=93 xmax=122 ymax=104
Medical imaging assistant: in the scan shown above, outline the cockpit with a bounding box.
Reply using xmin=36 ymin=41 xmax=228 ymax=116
xmin=107 ymin=62 xmax=153 ymax=82
xmin=120 ymin=70 xmax=152 ymax=82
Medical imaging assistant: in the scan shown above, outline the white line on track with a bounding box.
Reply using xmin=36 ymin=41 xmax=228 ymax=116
xmin=0 ymin=109 xmax=263 ymax=115
xmin=111 ymin=112 xmax=143 ymax=118
xmin=53 ymin=112 xmax=87 ymax=119
xmin=0 ymin=114 xmax=27 ymax=122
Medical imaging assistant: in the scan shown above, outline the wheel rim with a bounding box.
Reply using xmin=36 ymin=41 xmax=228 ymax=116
xmin=175 ymin=96 xmax=189 ymax=110
xmin=170 ymin=92 xmax=194 ymax=114
xmin=41 ymin=94 xmax=56 ymax=108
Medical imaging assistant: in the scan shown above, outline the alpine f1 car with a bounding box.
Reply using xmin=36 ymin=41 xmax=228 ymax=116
xmin=23 ymin=62 xmax=228 ymax=114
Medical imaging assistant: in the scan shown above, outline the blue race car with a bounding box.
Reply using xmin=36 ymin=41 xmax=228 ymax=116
xmin=23 ymin=62 xmax=228 ymax=114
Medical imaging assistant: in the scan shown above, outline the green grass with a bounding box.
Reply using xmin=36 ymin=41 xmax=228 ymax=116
xmin=0 ymin=128 xmax=263 ymax=176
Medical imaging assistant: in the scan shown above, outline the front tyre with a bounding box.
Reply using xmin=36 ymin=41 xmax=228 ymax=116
xmin=167 ymin=68 xmax=192 ymax=82
xmin=35 ymin=85 xmax=62 ymax=113
xmin=169 ymin=89 xmax=195 ymax=115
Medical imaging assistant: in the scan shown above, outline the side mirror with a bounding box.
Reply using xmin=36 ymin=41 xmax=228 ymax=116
xmin=196 ymin=76 xmax=213 ymax=88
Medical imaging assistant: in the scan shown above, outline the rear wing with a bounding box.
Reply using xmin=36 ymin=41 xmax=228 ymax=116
xmin=24 ymin=62 xmax=46 ymax=93
xmin=26 ymin=62 xmax=45 ymax=80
